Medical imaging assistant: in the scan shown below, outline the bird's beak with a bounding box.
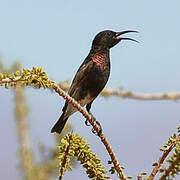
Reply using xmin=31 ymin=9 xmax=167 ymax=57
xmin=115 ymin=30 xmax=139 ymax=43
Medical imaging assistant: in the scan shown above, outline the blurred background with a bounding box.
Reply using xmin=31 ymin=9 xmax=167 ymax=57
xmin=0 ymin=0 xmax=180 ymax=179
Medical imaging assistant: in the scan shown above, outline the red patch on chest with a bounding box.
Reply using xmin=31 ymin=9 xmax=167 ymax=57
xmin=92 ymin=55 xmax=104 ymax=67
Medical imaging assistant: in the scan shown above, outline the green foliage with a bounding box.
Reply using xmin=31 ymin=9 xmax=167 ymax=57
xmin=58 ymin=133 xmax=109 ymax=180
xmin=160 ymin=134 xmax=177 ymax=152
xmin=159 ymin=127 xmax=180 ymax=180
xmin=137 ymin=172 xmax=147 ymax=180
xmin=0 ymin=66 xmax=52 ymax=89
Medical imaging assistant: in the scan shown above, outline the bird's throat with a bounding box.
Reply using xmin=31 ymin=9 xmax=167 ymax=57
xmin=92 ymin=54 xmax=104 ymax=66
xmin=92 ymin=53 xmax=110 ymax=70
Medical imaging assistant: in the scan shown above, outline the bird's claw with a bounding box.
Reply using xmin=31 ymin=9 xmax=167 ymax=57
xmin=86 ymin=112 xmax=102 ymax=135
xmin=91 ymin=120 xmax=102 ymax=135
xmin=85 ymin=119 xmax=91 ymax=126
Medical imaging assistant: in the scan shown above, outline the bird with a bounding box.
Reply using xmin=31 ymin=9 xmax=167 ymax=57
xmin=51 ymin=30 xmax=138 ymax=134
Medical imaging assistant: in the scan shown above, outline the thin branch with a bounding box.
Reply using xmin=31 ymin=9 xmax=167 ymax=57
xmin=14 ymin=86 xmax=34 ymax=179
xmin=58 ymin=81 xmax=180 ymax=100
xmin=59 ymin=134 xmax=71 ymax=180
xmin=137 ymin=172 xmax=147 ymax=180
xmin=159 ymin=156 xmax=180 ymax=180
xmin=148 ymin=136 xmax=180 ymax=180
xmin=103 ymin=89 xmax=180 ymax=100
xmin=0 ymin=74 xmax=40 ymax=85
xmin=137 ymin=175 xmax=142 ymax=180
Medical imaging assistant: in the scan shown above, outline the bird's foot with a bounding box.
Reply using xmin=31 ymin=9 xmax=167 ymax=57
xmin=90 ymin=113 xmax=102 ymax=135
xmin=85 ymin=112 xmax=102 ymax=135
xmin=92 ymin=120 xmax=102 ymax=135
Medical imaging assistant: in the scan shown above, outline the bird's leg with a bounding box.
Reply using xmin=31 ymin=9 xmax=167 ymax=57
xmin=85 ymin=101 xmax=102 ymax=135
xmin=85 ymin=101 xmax=93 ymax=126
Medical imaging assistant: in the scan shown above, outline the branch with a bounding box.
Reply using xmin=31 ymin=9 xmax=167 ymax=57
xmin=58 ymin=81 xmax=180 ymax=100
xmin=14 ymin=86 xmax=35 ymax=179
xmin=159 ymin=156 xmax=180 ymax=180
xmin=148 ymin=136 xmax=180 ymax=180
xmin=0 ymin=67 xmax=127 ymax=179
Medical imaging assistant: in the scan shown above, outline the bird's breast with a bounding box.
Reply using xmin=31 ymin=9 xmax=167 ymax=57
xmin=85 ymin=61 xmax=110 ymax=98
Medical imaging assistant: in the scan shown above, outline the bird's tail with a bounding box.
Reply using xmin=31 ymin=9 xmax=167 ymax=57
xmin=51 ymin=113 xmax=68 ymax=134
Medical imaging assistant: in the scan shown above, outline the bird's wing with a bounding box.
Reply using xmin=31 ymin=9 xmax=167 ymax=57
xmin=68 ymin=60 xmax=94 ymax=97
xmin=62 ymin=60 xmax=94 ymax=112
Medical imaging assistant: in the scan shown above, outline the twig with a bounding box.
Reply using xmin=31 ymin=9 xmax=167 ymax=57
xmin=137 ymin=174 xmax=142 ymax=180
xmin=148 ymin=136 xmax=180 ymax=180
xmin=137 ymin=172 xmax=147 ymax=180
xmin=59 ymin=134 xmax=71 ymax=180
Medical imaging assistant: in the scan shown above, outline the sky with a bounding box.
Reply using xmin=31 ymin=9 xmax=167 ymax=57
xmin=0 ymin=0 xmax=180 ymax=179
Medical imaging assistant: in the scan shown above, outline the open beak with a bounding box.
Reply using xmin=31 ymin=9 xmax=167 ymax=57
xmin=115 ymin=30 xmax=139 ymax=43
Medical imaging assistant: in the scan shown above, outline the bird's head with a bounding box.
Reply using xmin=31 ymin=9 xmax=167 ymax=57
xmin=92 ymin=30 xmax=138 ymax=50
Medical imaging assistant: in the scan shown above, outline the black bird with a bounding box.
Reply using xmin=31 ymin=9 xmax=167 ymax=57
xmin=51 ymin=30 xmax=138 ymax=134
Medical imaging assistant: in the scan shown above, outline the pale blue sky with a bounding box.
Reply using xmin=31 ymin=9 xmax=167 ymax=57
xmin=0 ymin=0 xmax=180 ymax=179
